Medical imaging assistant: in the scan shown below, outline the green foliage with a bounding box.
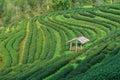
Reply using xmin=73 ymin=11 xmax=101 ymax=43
xmin=0 ymin=3 xmax=120 ymax=80
xmin=70 ymin=50 xmax=120 ymax=80
xmin=0 ymin=57 xmax=2 ymax=61
xmin=0 ymin=0 xmax=4 ymax=17
xmin=27 ymin=59 xmax=70 ymax=80
xmin=51 ymin=0 xmax=72 ymax=11
xmin=46 ymin=66 xmax=74 ymax=80
xmin=88 ymin=53 xmax=105 ymax=65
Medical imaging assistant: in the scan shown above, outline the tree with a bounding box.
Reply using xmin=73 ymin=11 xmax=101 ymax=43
xmin=51 ymin=0 xmax=72 ymax=11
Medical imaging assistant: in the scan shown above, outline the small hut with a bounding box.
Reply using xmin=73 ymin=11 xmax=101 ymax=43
xmin=67 ymin=36 xmax=89 ymax=51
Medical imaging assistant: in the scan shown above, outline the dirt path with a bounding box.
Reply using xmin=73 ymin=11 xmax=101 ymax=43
xmin=19 ymin=22 xmax=30 ymax=65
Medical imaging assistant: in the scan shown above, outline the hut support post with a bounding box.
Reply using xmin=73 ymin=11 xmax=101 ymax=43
xmin=81 ymin=44 xmax=82 ymax=50
xmin=70 ymin=42 xmax=72 ymax=50
xmin=76 ymin=40 xmax=78 ymax=52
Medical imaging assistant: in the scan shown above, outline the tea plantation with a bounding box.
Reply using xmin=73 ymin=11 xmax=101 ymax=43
xmin=0 ymin=4 xmax=120 ymax=80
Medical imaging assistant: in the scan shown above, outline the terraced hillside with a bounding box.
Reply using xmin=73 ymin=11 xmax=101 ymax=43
xmin=0 ymin=4 xmax=120 ymax=80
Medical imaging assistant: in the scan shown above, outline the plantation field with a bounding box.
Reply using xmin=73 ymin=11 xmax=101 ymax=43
xmin=0 ymin=4 xmax=120 ymax=80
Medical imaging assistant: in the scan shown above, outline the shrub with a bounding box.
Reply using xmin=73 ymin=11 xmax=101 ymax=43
xmin=88 ymin=53 xmax=105 ymax=65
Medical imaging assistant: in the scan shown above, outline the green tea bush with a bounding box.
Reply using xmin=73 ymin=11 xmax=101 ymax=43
xmin=46 ymin=66 xmax=73 ymax=80
xmin=28 ymin=23 xmax=37 ymax=63
xmin=88 ymin=53 xmax=105 ymax=65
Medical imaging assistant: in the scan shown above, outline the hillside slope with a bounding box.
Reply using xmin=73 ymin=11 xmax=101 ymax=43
xmin=0 ymin=4 xmax=120 ymax=80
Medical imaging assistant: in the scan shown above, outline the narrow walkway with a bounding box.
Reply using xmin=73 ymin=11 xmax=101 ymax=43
xmin=19 ymin=22 xmax=30 ymax=65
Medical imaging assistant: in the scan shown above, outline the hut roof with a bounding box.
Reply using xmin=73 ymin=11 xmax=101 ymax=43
xmin=67 ymin=36 xmax=89 ymax=44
